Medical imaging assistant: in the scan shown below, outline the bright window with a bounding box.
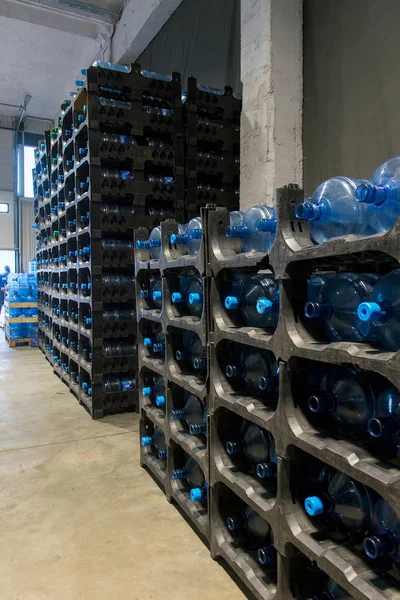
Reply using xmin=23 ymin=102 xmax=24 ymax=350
xmin=0 ymin=203 xmax=9 ymax=213
xmin=24 ymin=146 xmax=36 ymax=198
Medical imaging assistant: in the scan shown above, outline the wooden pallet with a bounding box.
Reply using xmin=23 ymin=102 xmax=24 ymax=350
xmin=5 ymin=335 xmax=36 ymax=348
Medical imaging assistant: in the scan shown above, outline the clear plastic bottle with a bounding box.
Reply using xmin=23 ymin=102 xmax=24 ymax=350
xmin=226 ymin=505 xmax=276 ymax=566
xmin=170 ymin=217 xmax=203 ymax=256
xmin=136 ymin=226 xmax=162 ymax=260
xmin=142 ymin=375 xmax=166 ymax=408
xmin=305 ymin=272 xmax=380 ymax=343
xmin=171 ymin=391 xmax=206 ymax=433
xmin=100 ymin=168 xmax=133 ymax=181
xmin=225 ymin=205 xmax=276 ymax=253
xmin=295 ymin=177 xmax=377 ymax=244
xmin=223 ymin=272 xmax=279 ymax=329
xmin=226 ymin=421 xmax=277 ymax=479
xmin=140 ymin=275 xmax=162 ymax=310
xmin=172 ymin=455 xmax=207 ymax=501
xmin=368 ymin=383 xmax=400 ymax=441
xmin=357 ymin=268 xmax=400 ymax=350
xmin=171 ymin=274 xmax=204 ymax=318
xmin=306 ymin=365 xmax=376 ymax=438
xmin=355 ymin=156 xmax=400 ymax=233
xmin=141 ymin=426 xmax=167 ymax=459
xmin=175 ymin=330 xmax=207 ymax=371
xmin=304 ymin=467 xmax=375 ymax=534
xmin=225 ymin=347 xmax=278 ymax=395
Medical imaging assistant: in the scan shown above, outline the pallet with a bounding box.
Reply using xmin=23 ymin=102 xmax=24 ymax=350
xmin=5 ymin=335 xmax=36 ymax=348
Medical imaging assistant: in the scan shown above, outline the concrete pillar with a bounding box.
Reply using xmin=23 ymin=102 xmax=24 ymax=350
xmin=240 ymin=0 xmax=303 ymax=210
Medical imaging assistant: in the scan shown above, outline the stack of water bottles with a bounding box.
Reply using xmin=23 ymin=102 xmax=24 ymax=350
xmin=5 ymin=273 xmax=38 ymax=342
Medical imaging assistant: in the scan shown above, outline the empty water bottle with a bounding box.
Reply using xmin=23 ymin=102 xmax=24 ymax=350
xmin=223 ymin=272 xmax=279 ymax=329
xmin=226 ymin=205 xmax=277 ymax=253
xmin=102 ymin=274 xmax=135 ymax=287
xmin=304 ymin=467 xmax=375 ymax=534
xmin=142 ymin=375 xmax=166 ymax=408
xmin=295 ymin=177 xmax=377 ymax=244
xmin=170 ymin=217 xmax=202 ymax=256
xmin=102 ymin=239 xmax=134 ymax=252
xmin=103 ymin=341 xmax=136 ymax=357
xmin=355 ymin=156 xmax=400 ymax=234
xmin=368 ymin=382 xmax=400 ymax=441
xmin=226 ymin=505 xmax=276 ymax=566
xmin=100 ymin=168 xmax=133 ymax=181
xmin=140 ymin=275 xmax=162 ymax=310
xmin=225 ymin=346 xmax=278 ymax=395
xmin=143 ymin=329 xmax=165 ymax=356
xmin=100 ymin=203 xmax=134 ymax=218
xmin=103 ymin=308 xmax=135 ymax=322
xmin=172 ymin=455 xmax=207 ymax=501
xmin=141 ymin=426 xmax=167 ymax=459
xmin=103 ymin=376 xmax=135 ymax=393
xmin=357 ymin=268 xmax=400 ymax=350
xmin=226 ymin=421 xmax=277 ymax=479
xmin=305 ymin=272 xmax=380 ymax=343
xmin=363 ymin=498 xmax=400 ymax=570
xmin=136 ymin=226 xmax=162 ymax=260
xmin=171 ymin=392 xmax=206 ymax=434
xmin=99 ymin=132 xmax=136 ymax=145
xmin=175 ymin=331 xmax=207 ymax=371
xmin=306 ymin=365 xmax=376 ymax=437
xmin=171 ymin=274 xmax=204 ymax=318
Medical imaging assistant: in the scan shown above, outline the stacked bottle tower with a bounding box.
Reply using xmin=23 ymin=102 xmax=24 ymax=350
xmin=135 ymin=213 xmax=209 ymax=539
xmin=35 ymin=62 xmax=185 ymax=418
xmin=183 ymin=78 xmax=241 ymax=220
xmin=4 ymin=273 xmax=38 ymax=347
xmin=138 ymin=181 xmax=400 ymax=598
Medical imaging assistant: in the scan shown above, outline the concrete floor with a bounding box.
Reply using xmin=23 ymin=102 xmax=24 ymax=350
xmin=0 ymin=335 xmax=245 ymax=600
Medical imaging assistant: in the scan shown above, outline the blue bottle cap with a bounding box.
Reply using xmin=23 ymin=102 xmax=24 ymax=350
xmin=142 ymin=386 xmax=152 ymax=396
xmin=304 ymin=496 xmax=325 ymax=516
xmin=170 ymin=233 xmax=177 ymax=244
xmin=152 ymin=290 xmax=162 ymax=301
xmin=141 ymin=436 xmax=152 ymax=446
xmin=256 ymin=298 xmax=273 ymax=314
xmin=171 ymin=292 xmax=183 ymax=303
xmin=225 ymin=296 xmax=239 ymax=310
xmin=189 ymin=293 xmax=202 ymax=305
xmin=155 ymin=395 xmax=165 ymax=407
xmin=143 ymin=337 xmax=152 ymax=347
xmin=357 ymin=301 xmax=385 ymax=322
xmin=190 ymin=487 xmax=204 ymax=502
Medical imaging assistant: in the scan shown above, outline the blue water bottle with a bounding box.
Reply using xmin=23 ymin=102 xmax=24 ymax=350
xmin=305 ymin=272 xmax=380 ymax=342
xmin=295 ymin=177 xmax=377 ymax=244
xmin=175 ymin=330 xmax=207 ymax=372
xmin=171 ymin=391 xmax=206 ymax=434
xmin=171 ymin=274 xmax=204 ymax=318
xmin=355 ymin=156 xmax=400 ymax=233
xmin=142 ymin=375 xmax=166 ymax=408
xmin=223 ymin=272 xmax=279 ymax=329
xmin=363 ymin=498 xmax=400 ymax=571
xmin=357 ymin=268 xmax=400 ymax=351
xmin=225 ymin=347 xmax=278 ymax=395
xmin=141 ymin=426 xmax=167 ymax=459
xmin=172 ymin=456 xmax=207 ymax=501
xmin=170 ymin=217 xmax=203 ymax=256
xmin=304 ymin=467 xmax=374 ymax=534
xmin=226 ymin=421 xmax=277 ymax=479
xmin=226 ymin=205 xmax=277 ymax=253
xmin=226 ymin=505 xmax=276 ymax=566
xmin=136 ymin=225 xmax=162 ymax=260
xmin=308 ymin=579 xmax=351 ymax=600
xmin=368 ymin=382 xmax=400 ymax=441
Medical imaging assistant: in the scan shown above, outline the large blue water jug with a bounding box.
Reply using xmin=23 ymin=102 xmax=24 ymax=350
xmin=171 ymin=391 xmax=206 ymax=434
xmin=140 ymin=275 xmax=162 ymax=310
xmin=226 ymin=421 xmax=277 ymax=479
xmin=141 ymin=426 xmax=166 ymax=459
xmin=170 ymin=217 xmax=203 ymax=256
xmin=295 ymin=177 xmax=377 ymax=244
xmin=304 ymin=467 xmax=374 ymax=534
xmin=171 ymin=274 xmax=204 ymax=318
xmin=136 ymin=226 xmax=162 ymax=260
xmin=225 ymin=347 xmax=278 ymax=395
xmin=308 ymin=580 xmax=351 ymax=600
xmin=226 ymin=505 xmax=276 ymax=566
xmin=368 ymin=382 xmax=400 ymax=442
xmin=363 ymin=498 xmax=400 ymax=571
xmin=142 ymin=375 xmax=166 ymax=407
xmin=143 ymin=329 xmax=165 ymax=356
xmin=355 ymin=156 xmax=400 ymax=233
xmin=225 ymin=205 xmax=276 ymax=253
xmin=223 ymin=272 xmax=279 ymax=329
xmin=305 ymin=273 xmax=380 ymax=342
xmin=306 ymin=365 xmax=375 ymax=437
xmin=172 ymin=455 xmax=207 ymax=501
xmin=175 ymin=331 xmax=207 ymax=372
xmin=357 ymin=268 xmax=400 ymax=351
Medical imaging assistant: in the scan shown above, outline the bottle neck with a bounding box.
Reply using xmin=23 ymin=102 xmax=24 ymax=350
xmin=304 ymin=301 xmax=333 ymax=319
xmin=364 ymin=531 xmax=397 ymax=559
xmin=227 ymin=512 xmax=247 ymax=532
xmin=308 ymin=392 xmax=336 ymax=413
xmin=295 ymin=201 xmax=323 ymax=221
xmin=368 ymin=414 xmax=400 ymax=438
xmin=355 ymin=182 xmax=389 ymax=206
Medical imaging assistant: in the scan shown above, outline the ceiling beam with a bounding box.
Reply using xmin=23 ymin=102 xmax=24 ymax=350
xmin=112 ymin=0 xmax=184 ymax=64
xmin=0 ymin=0 xmax=114 ymax=39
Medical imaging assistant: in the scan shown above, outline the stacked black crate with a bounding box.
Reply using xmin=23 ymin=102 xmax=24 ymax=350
xmin=35 ymin=63 xmax=184 ymax=419
xmin=135 ymin=212 xmax=210 ymax=541
xmin=208 ymin=190 xmax=400 ymax=599
xmin=183 ymin=78 xmax=241 ymax=220
xmin=35 ymin=131 xmax=52 ymax=356
xmin=207 ymin=206 xmax=281 ymax=599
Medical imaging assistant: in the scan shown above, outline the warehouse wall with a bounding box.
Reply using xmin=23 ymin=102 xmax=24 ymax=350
xmin=0 ymin=129 xmax=15 ymax=250
xmin=303 ymin=0 xmax=400 ymax=195
xmin=137 ymin=0 xmax=241 ymax=91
